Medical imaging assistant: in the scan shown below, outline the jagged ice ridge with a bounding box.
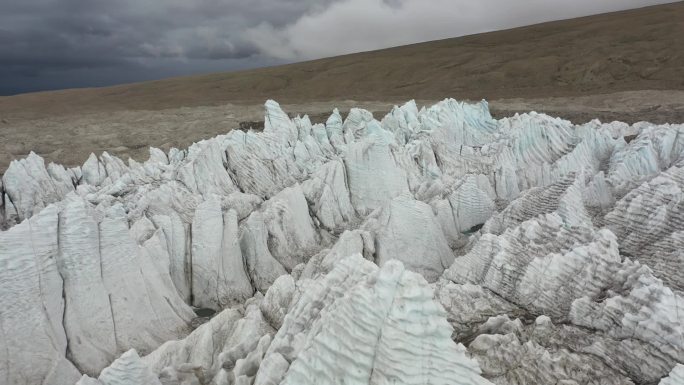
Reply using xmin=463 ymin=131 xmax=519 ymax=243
xmin=0 ymin=98 xmax=682 ymax=385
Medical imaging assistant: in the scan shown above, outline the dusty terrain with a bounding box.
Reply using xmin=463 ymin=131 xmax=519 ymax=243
xmin=2 ymin=90 xmax=682 ymax=172
xmin=0 ymin=2 xmax=683 ymax=172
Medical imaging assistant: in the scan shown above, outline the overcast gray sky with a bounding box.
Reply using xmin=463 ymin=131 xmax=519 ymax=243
xmin=0 ymin=0 xmax=674 ymax=95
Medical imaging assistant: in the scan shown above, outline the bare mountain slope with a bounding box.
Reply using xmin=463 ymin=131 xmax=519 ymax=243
xmin=0 ymin=2 xmax=682 ymax=120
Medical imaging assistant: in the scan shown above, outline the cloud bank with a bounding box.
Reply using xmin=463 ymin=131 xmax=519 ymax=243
xmin=244 ymin=0 xmax=675 ymax=59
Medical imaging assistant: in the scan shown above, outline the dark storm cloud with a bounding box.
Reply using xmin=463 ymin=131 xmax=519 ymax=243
xmin=0 ymin=0 xmax=338 ymax=94
xmin=0 ymin=0 xmax=677 ymax=95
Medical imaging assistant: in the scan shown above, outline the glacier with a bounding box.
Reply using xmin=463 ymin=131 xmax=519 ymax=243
xmin=0 ymin=98 xmax=682 ymax=385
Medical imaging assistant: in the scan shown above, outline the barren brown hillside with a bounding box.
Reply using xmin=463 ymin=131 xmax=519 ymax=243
xmin=0 ymin=2 xmax=683 ymax=120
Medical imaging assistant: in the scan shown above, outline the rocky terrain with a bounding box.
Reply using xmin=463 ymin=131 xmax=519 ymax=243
xmin=1 ymin=98 xmax=682 ymax=385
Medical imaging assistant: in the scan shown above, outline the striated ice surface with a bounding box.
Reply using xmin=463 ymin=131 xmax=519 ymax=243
xmin=0 ymin=98 xmax=682 ymax=384
xmin=660 ymin=364 xmax=684 ymax=385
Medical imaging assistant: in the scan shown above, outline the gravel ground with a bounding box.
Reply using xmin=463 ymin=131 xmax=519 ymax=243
xmin=1 ymin=90 xmax=683 ymax=173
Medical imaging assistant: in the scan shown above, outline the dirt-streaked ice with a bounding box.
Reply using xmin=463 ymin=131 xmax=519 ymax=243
xmin=0 ymin=98 xmax=682 ymax=385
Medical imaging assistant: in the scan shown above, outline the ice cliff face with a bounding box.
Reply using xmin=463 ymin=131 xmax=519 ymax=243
xmin=1 ymin=98 xmax=682 ymax=385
